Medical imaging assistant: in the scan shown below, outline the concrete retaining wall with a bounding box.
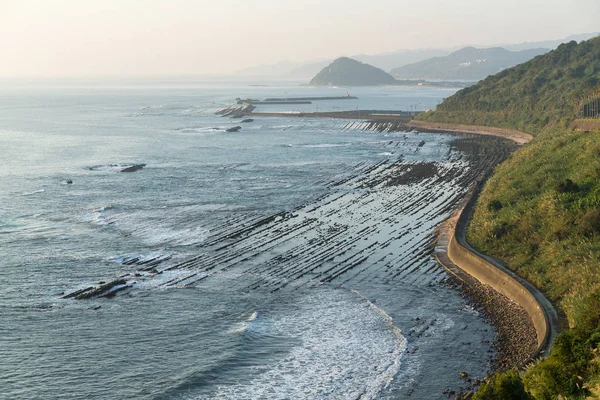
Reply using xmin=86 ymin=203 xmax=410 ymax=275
xmin=448 ymin=231 xmax=548 ymax=349
xmin=445 ymin=179 xmax=558 ymax=360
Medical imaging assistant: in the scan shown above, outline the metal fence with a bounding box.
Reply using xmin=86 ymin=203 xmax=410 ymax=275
xmin=576 ymin=91 xmax=600 ymax=119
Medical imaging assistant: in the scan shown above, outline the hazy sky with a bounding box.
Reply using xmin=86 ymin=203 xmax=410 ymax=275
xmin=1 ymin=0 xmax=598 ymax=77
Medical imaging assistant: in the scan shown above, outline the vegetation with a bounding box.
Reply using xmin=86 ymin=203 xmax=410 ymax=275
xmin=469 ymin=129 xmax=600 ymax=398
xmin=418 ymin=37 xmax=600 ymax=134
xmin=419 ymin=36 xmax=600 ymax=398
xmin=474 ymin=370 xmax=533 ymax=400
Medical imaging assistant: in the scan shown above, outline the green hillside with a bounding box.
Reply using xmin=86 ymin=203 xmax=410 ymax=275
xmin=471 ymin=129 xmax=600 ymax=398
xmin=421 ymin=36 xmax=600 ymax=398
xmin=419 ymin=37 xmax=600 ymax=134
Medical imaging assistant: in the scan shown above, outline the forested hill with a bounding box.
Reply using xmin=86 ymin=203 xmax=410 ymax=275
xmin=418 ymin=36 xmax=600 ymax=134
xmin=309 ymin=57 xmax=396 ymax=86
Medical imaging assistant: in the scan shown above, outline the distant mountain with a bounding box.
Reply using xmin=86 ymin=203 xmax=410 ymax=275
xmin=352 ymin=49 xmax=451 ymax=72
xmin=236 ymin=50 xmax=451 ymax=78
xmin=309 ymin=57 xmax=396 ymax=86
xmin=236 ymin=33 xmax=599 ymax=78
xmin=502 ymin=32 xmax=599 ymax=51
xmin=390 ymin=47 xmax=549 ymax=80
xmin=419 ymin=37 xmax=600 ymax=132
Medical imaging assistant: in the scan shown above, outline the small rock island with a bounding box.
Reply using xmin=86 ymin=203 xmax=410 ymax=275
xmin=309 ymin=57 xmax=397 ymax=86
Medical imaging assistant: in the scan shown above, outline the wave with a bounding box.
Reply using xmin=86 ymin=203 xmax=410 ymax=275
xmin=198 ymin=288 xmax=407 ymax=400
xmin=348 ymin=288 xmax=407 ymax=399
xmin=172 ymin=126 xmax=225 ymax=134
xmin=21 ymin=189 xmax=45 ymax=196
xmin=227 ymin=311 xmax=259 ymax=334
xmin=301 ymin=143 xmax=350 ymax=148
xmin=78 ymin=206 xmax=114 ymax=226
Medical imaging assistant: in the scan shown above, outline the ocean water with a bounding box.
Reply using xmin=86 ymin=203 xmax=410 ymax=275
xmin=0 ymin=79 xmax=495 ymax=399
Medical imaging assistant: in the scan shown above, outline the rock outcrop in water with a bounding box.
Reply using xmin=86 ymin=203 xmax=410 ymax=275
xmin=310 ymin=57 xmax=397 ymax=86
xmin=62 ymin=135 xmax=516 ymax=299
xmin=120 ymin=164 xmax=146 ymax=173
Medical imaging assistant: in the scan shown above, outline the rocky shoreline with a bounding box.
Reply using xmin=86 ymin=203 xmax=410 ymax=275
xmin=448 ymin=276 xmax=538 ymax=371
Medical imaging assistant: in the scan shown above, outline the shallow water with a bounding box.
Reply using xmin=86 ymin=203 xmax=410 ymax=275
xmin=0 ymin=80 xmax=494 ymax=399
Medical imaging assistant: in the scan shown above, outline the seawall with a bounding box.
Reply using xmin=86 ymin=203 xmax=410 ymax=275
xmin=406 ymin=120 xmax=533 ymax=145
xmin=428 ymin=122 xmax=558 ymax=365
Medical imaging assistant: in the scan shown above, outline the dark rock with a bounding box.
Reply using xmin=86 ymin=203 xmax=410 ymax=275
xmin=241 ymin=118 xmax=254 ymax=123
xmin=120 ymin=164 xmax=146 ymax=173
xmin=226 ymin=126 xmax=242 ymax=132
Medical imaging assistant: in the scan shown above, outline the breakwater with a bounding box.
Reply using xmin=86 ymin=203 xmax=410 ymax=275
xmin=247 ymin=110 xmax=414 ymax=121
xmin=217 ymin=103 xmax=421 ymax=122
xmin=237 ymin=96 xmax=358 ymax=104
xmin=263 ymin=96 xmax=358 ymax=101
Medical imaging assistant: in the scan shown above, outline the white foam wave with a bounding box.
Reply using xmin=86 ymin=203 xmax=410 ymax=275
xmin=126 ymin=225 xmax=209 ymax=247
xmin=302 ymin=143 xmax=349 ymax=148
xmin=204 ymin=288 xmax=407 ymax=400
xmin=21 ymin=189 xmax=45 ymax=196
xmin=173 ymin=127 xmax=224 ymax=134
xmin=76 ymin=206 xmax=114 ymax=226
xmin=228 ymin=311 xmax=259 ymax=334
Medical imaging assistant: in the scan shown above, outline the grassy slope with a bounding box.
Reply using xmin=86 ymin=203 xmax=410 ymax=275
xmin=468 ymin=129 xmax=600 ymax=316
xmin=417 ymin=36 xmax=600 ymax=399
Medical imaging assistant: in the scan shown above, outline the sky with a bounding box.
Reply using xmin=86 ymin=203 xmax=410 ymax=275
xmin=1 ymin=0 xmax=598 ymax=77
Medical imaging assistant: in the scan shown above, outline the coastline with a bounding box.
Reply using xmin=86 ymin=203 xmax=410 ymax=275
xmin=218 ymin=100 xmax=554 ymax=372
xmin=405 ymin=120 xmax=533 ymax=145
xmin=218 ymin=100 xmax=555 ymax=371
xmin=426 ymin=121 xmax=558 ymax=372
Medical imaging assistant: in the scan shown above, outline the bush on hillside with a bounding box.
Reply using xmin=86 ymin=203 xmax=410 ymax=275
xmin=473 ymin=370 xmax=532 ymax=400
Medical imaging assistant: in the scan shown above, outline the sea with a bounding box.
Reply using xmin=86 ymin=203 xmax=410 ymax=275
xmin=0 ymin=78 xmax=495 ymax=400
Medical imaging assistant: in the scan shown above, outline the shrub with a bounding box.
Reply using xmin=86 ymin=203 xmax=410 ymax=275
xmin=577 ymin=209 xmax=600 ymax=236
xmin=557 ymin=178 xmax=579 ymax=194
xmin=488 ymin=199 xmax=504 ymax=211
xmin=474 ymin=370 xmax=532 ymax=400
